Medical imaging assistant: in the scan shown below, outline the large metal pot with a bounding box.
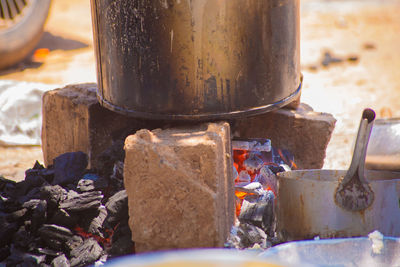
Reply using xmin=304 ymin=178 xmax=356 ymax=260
xmin=90 ymin=0 xmax=301 ymax=120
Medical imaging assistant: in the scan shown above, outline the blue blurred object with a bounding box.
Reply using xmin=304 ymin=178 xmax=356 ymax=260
xmin=82 ymin=173 xmax=99 ymax=181
xmin=260 ymin=235 xmax=400 ymax=267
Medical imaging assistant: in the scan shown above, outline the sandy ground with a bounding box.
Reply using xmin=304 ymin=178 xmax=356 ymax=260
xmin=1 ymin=0 xmax=400 ymax=181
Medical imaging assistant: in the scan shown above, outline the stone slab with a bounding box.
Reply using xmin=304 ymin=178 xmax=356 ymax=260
xmin=123 ymin=122 xmax=234 ymax=252
xmin=41 ymin=83 xmax=157 ymax=170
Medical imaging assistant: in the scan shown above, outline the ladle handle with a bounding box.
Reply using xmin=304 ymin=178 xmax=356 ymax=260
xmin=342 ymin=108 xmax=376 ymax=185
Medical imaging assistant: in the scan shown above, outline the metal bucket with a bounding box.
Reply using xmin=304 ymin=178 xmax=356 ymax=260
xmin=90 ymin=0 xmax=301 ymax=120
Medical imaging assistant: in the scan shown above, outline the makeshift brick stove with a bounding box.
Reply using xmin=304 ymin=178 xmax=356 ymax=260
xmin=0 ymin=82 xmax=335 ymax=265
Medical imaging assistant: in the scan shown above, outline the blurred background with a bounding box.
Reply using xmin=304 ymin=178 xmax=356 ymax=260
xmin=1 ymin=0 xmax=399 ymax=180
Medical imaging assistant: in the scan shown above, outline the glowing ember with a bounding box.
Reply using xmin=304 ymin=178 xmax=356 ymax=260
xmin=232 ymin=139 xmax=296 ymax=216
xmin=32 ymin=48 xmax=50 ymax=62
xmin=74 ymin=226 xmax=114 ymax=247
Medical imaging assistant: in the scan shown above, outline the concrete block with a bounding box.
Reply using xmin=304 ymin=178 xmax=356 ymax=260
xmin=123 ymin=122 xmax=234 ymax=252
xmin=231 ymin=103 xmax=336 ymax=169
xmin=41 ymin=83 xmax=152 ymax=169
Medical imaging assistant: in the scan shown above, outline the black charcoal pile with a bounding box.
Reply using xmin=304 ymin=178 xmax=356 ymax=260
xmin=0 ymin=151 xmax=133 ymax=267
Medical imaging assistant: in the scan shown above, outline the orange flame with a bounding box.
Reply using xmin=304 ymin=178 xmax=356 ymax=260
xmin=32 ymin=48 xmax=50 ymax=62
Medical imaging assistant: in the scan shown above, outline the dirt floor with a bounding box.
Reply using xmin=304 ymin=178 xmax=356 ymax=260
xmin=1 ymin=0 xmax=400 ymax=181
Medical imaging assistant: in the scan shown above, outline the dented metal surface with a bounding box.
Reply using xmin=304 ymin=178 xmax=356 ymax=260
xmin=90 ymin=0 xmax=301 ymax=120
xmin=276 ymin=169 xmax=400 ymax=241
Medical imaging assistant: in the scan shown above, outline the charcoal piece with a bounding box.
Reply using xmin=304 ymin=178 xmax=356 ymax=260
xmin=76 ymin=179 xmax=95 ymax=193
xmin=243 ymin=153 xmax=264 ymax=171
xmin=239 ymin=191 xmax=275 ymax=235
xmin=40 ymin=185 xmax=68 ymax=212
xmin=13 ymin=226 xmax=34 ymax=249
xmin=39 ymin=224 xmax=74 ymax=251
xmin=5 ymin=247 xmax=46 ymax=267
xmin=59 ymin=191 xmax=103 ymax=212
xmin=109 ymin=221 xmax=134 ymax=257
xmin=18 ymin=187 xmax=42 ymax=205
xmin=16 ymin=174 xmax=47 ymax=196
xmin=104 ymin=190 xmax=128 ymax=228
xmin=52 ymin=152 xmax=88 ymax=186
xmin=267 ymin=165 xmax=285 ymax=174
xmin=87 ymin=205 xmax=107 ymax=236
xmin=69 ymin=238 xmax=103 ymax=267
xmin=52 ymin=254 xmax=70 ymax=267
xmin=49 ymin=209 xmax=78 ymax=229
xmin=255 ymin=166 xmax=278 ymax=194
xmin=0 ymin=245 xmax=10 ymax=262
xmin=6 ymin=208 xmax=28 ymax=223
xmin=22 ymin=199 xmax=41 ymax=210
xmin=40 ymin=168 xmax=55 ymax=184
xmin=65 ymin=235 xmax=83 ymax=254
xmin=31 ymin=200 xmax=47 ymax=232
xmin=0 ymin=219 xmax=18 ymax=247
xmin=94 ymin=254 xmax=108 ymax=266
xmin=237 ymin=223 xmax=268 ymax=249
xmin=93 ymin=176 xmax=109 ymax=191
xmin=36 ymin=247 xmax=62 ymax=257
xmin=0 ymin=176 xmax=17 ymax=192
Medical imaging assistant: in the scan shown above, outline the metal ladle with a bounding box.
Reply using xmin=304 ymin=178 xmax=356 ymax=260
xmin=335 ymin=108 xmax=376 ymax=211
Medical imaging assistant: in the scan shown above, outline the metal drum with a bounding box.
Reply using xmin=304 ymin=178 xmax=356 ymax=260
xmin=90 ymin=0 xmax=301 ymax=120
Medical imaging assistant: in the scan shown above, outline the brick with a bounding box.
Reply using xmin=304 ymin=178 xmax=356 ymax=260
xmin=231 ymin=103 xmax=336 ymax=169
xmin=41 ymin=83 xmax=153 ymax=169
xmin=123 ymin=122 xmax=234 ymax=252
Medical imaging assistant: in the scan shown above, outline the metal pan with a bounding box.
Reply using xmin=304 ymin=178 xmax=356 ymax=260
xmin=366 ymin=118 xmax=400 ymax=171
xmin=276 ymin=109 xmax=400 ymax=240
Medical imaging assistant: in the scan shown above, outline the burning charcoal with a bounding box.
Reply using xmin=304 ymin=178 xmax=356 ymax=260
xmin=59 ymin=191 xmax=103 ymax=212
xmin=104 ymin=190 xmax=128 ymax=228
xmin=30 ymin=200 xmax=47 ymax=232
xmin=244 ymin=153 xmax=264 ymax=172
xmin=238 ymin=171 xmax=251 ymax=183
xmin=239 ymin=190 xmax=275 ymax=236
xmin=52 ymin=254 xmax=70 ymax=267
xmin=232 ymin=139 xmax=271 ymax=152
xmin=235 ymin=182 xmax=264 ymax=196
xmin=49 ymin=209 xmax=78 ymax=229
xmin=65 ymin=235 xmax=83 ymax=255
xmin=36 ymin=247 xmax=62 ymax=257
xmin=80 ymin=205 xmax=107 ymax=237
xmin=267 ymin=165 xmax=286 ymax=174
xmin=0 ymin=245 xmax=10 ymax=262
xmin=69 ymin=238 xmax=103 ymax=267
xmin=233 ymin=165 xmax=239 ymax=180
xmin=13 ymin=226 xmax=34 ymax=249
xmin=237 ymin=223 xmax=268 ymax=249
xmin=76 ymin=179 xmax=95 ymax=193
xmin=108 ymin=221 xmax=134 ymax=257
xmin=39 ymin=224 xmax=74 ymax=251
xmin=52 ymin=152 xmax=88 ymax=185
xmin=255 ymin=166 xmax=278 ymax=194
xmin=40 ymin=185 xmax=68 ymax=212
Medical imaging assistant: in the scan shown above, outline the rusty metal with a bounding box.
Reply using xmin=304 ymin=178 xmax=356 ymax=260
xmin=90 ymin=0 xmax=301 ymax=120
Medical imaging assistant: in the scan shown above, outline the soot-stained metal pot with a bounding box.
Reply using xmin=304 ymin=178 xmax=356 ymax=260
xmin=90 ymin=0 xmax=301 ymax=120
